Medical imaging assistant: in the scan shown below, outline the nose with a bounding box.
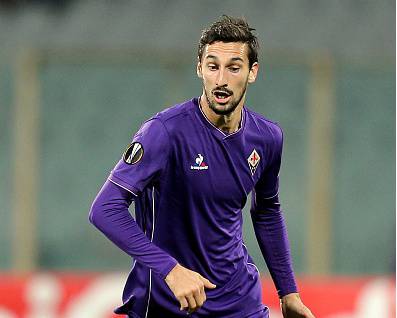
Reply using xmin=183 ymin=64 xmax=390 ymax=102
xmin=216 ymin=67 xmax=228 ymax=87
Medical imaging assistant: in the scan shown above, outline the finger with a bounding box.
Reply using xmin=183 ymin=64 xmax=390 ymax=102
xmin=200 ymin=277 xmax=216 ymax=289
xmin=200 ymin=283 xmax=206 ymax=304
xmin=188 ymin=308 xmax=195 ymax=315
xmin=193 ymin=288 xmax=204 ymax=307
xmin=179 ymin=297 xmax=188 ymax=311
xmin=300 ymin=304 xmax=315 ymax=318
xmin=186 ymin=295 xmax=197 ymax=311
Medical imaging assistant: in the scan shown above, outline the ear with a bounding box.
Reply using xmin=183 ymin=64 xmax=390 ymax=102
xmin=197 ymin=58 xmax=203 ymax=78
xmin=248 ymin=62 xmax=259 ymax=84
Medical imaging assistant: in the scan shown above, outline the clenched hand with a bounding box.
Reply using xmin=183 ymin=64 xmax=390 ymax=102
xmin=165 ymin=263 xmax=216 ymax=313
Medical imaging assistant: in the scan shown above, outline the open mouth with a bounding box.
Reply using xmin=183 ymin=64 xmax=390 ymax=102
xmin=213 ymin=90 xmax=232 ymax=104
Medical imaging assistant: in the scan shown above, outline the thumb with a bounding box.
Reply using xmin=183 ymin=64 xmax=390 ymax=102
xmin=200 ymin=276 xmax=216 ymax=289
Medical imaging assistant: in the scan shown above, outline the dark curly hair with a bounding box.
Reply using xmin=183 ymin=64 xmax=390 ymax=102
xmin=198 ymin=15 xmax=259 ymax=68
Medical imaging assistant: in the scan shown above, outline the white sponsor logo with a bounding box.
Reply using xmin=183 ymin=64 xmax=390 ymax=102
xmin=190 ymin=153 xmax=209 ymax=170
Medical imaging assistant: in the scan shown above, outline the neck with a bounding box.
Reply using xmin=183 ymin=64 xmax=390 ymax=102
xmin=199 ymin=94 xmax=244 ymax=134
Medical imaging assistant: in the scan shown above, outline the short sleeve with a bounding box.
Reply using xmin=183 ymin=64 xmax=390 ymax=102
xmin=108 ymin=118 xmax=169 ymax=195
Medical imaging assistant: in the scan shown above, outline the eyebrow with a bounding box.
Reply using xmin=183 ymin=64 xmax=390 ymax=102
xmin=205 ymin=55 xmax=245 ymax=63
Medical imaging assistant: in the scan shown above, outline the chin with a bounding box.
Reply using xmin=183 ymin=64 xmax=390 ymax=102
xmin=210 ymin=103 xmax=237 ymax=115
xmin=204 ymin=91 xmax=240 ymax=115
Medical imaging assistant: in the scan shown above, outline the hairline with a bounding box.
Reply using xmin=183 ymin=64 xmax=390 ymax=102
xmin=197 ymin=16 xmax=259 ymax=68
xmin=199 ymin=42 xmax=250 ymax=65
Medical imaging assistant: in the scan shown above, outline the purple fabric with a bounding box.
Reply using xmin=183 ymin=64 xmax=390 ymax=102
xmin=89 ymin=179 xmax=178 ymax=278
xmin=251 ymin=207 xmax=297 ymax=297
xmin=108 ymin=118 xmax=170 ymax=195
xmin=250 ymin=128 xmax=298 ymax=297
xmin=90 ymin=98 xmax=298 ymax=317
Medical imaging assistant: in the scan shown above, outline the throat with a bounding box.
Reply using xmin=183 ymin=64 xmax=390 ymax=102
xmin=218 ymin=116 xmax=241 ymax=134
xmin=199 ymin=95 xmax=243 ymax=134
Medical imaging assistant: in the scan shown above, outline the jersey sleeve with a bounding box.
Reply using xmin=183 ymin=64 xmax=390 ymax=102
xmin=89 ymin=179 xmax=178 ymax=278
xmin=108 ymin=118 xmax=169 ymax=195
xmin=253 ymin=124 xmax=282 ymax=207
xmin=250 ymin=125 xmax=298 ymax=297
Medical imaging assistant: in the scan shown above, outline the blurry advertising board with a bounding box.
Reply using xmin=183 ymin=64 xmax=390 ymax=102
xmin=0 ymin=274 xmax=394 ymax=318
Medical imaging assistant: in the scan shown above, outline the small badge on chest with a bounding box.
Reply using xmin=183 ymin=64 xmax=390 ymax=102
xmin=248 ymin=149 xmax=260 ymax=175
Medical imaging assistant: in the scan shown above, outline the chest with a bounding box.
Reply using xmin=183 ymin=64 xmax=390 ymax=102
xmin=168 ymin=128 xmax=266 ymax=209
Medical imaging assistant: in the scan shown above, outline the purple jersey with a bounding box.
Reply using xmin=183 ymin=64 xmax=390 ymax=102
xmin=94 ymin=97 xmax=297 ymax=317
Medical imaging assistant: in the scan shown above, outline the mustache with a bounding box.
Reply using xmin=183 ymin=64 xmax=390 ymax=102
xmin=212 ymin=87 xmax=233 ymax=95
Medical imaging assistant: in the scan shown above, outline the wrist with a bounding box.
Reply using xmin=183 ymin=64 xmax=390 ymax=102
xmin=280 ymin=292 xmax=300 ymax=304
xmin=160 ymin=259 xmax=179 ymax=280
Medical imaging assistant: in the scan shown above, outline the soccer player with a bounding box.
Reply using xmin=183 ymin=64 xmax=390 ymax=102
xmin=89 ymin=16 xmax=315 ymax=318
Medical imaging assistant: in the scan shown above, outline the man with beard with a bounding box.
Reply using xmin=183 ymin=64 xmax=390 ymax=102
xmin=89 ymin=16 xmax=315 ymax=318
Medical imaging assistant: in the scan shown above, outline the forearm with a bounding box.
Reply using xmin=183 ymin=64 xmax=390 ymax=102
xmin=89 ymin=180 xmax=177 ymax=278
xmin=251 ymin=200 xmax=297 ymax=297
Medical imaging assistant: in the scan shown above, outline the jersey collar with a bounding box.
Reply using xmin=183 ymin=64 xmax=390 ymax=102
xmin=193 ymin=97 xmax=246 ymax=140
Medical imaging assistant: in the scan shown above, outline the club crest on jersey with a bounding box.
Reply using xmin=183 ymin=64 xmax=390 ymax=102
xmin=248 ymin=149 xmax=260 ymax=175
xmin=123 ymin=142 xmax=144 ymax=165
xmin=190 ymin=153 xmax=209 ymax=170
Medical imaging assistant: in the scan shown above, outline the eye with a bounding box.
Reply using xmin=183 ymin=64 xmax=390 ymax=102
xmin=229 ymin=66 xmax=240 ymax=73
xmin=208 ymin=64 xmax=218 ymax=71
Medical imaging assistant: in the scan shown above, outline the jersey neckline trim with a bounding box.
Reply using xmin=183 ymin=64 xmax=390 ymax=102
xmin=193 ymin=97 xmax=246 ymax=140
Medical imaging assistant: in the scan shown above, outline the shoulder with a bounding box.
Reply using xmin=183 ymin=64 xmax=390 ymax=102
xmin=153 ymin=98 xmax=196 ymax=126
xmin=136 ymin=98 xmax=196 ymax=138
xmin=245 ymin=107 xmax=283 ymax=146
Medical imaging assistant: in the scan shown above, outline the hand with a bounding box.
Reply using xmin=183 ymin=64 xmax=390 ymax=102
xmin=165 ymin=263 xmax=216 ymax=313
xmin=281 ymin=293 xmax=315 ymax=318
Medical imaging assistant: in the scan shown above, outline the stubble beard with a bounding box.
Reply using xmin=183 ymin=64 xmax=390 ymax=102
xmin=203 ymin=82 xmax=248 ymax=116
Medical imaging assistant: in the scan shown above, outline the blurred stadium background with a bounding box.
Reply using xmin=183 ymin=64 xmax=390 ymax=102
xmin=0 ymin=0 xmax=395 ymax=317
